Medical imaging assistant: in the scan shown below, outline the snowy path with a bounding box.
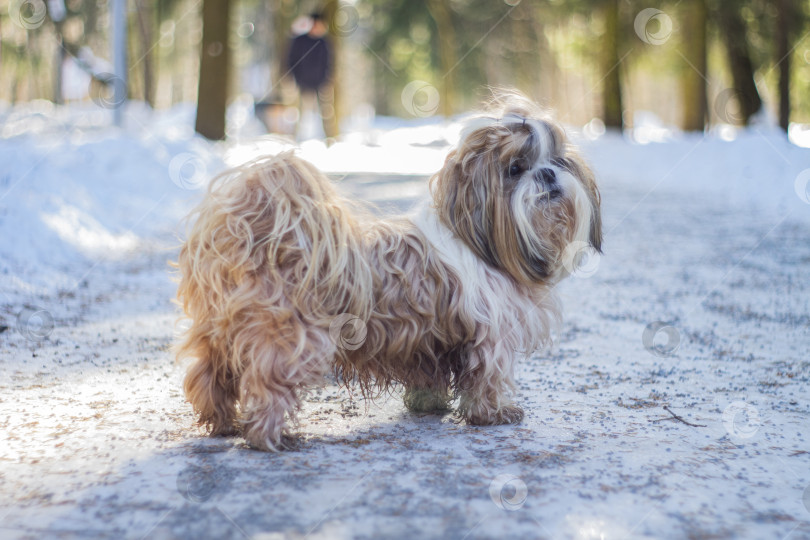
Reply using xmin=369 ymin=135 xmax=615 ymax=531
xmin=2 ymin=138 xmax=810 ymax=539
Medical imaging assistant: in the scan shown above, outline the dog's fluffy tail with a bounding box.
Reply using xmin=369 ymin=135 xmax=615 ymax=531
xmin=175 ymin=151 xmax=370 ymax=439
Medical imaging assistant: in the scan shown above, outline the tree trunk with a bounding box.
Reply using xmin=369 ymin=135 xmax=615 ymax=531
xmin=84 ymin=0 xmax=98 ymax=36
xmin=195 ymin=0 xmax=231 ymax=140
xmin=270 ymin=0 xmax=295 ymax=98
xmin=714 ymin=0 xmax=762 ymax=125
xmin=112 ymin=0 xmax=127 ymax=125
xmin=680 ymin=0 xmax=707 ymax=131
xmin=53 ymin=28 xmax=65 ymax=104
xmin=427 ymin=0 xmax=457 ymax=117
xmin=776 ymin=0 xmax=791 ymax=132
xmin=323 ymin=0 xmax=340 ymax=138
xmin=601 ymin=0 xmax=623 ymax=130
xmin=135 ymin=0 xmax=154 ymax=107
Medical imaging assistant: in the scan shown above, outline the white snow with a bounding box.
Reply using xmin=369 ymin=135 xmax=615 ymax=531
xmin=1 ymin=101 xmax=809 ymax=539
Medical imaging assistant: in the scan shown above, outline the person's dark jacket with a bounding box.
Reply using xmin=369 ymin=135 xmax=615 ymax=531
xmin=287 ymin=33 xmax=331 ymax=91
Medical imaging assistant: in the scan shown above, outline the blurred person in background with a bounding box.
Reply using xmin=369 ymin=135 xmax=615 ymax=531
xmin=287 ymin=12 xmax=337 ymax=142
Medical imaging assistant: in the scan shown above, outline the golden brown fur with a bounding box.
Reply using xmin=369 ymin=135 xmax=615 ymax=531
xmin=176 ymin=92 xmax=602 ymax=450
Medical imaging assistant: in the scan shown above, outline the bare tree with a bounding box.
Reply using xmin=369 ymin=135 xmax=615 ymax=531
xmin=775 ymin=0 xmax=792 ymax=132
xmin=601 ymin=0 xmax=623 ymax=130
xmin=427 ymin=0 xmax=458 ymax=117
xmin=135 ymin=0 xmax=155 ymax=107
xmin=714 ymin=0 xmax=762 ymax=125
xmin=195 ymin=0 xmax=231 ymax=140
xmin=680 ymin=0 xmax=708 ymax=131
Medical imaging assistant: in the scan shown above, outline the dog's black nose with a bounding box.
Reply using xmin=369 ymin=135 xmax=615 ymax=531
xmin=535 ymin=167 xmax=556 ymax=184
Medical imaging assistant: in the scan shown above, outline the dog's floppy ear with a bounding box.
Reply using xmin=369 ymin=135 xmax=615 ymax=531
xmin=430 ymin=143 xmax=502 ymax=270
xmin=585 ymin=172 xmax=602 ymax=254
xmin=582 ymin=165 xmax=602 ymax=253
xmin=563 ymin=150 xmax=602 ymax=253
xmin=589 ymin=196 xmax=603 ymax=253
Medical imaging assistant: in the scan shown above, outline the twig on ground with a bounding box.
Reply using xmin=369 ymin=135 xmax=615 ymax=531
xmin=650 ymin=405 xmax=707 ymax=428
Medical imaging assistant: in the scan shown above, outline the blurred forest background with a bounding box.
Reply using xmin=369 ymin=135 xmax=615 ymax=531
xmin=1 ymin=0 xmax=809 ymax=140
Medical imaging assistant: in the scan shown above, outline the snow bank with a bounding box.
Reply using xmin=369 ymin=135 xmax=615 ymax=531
xmin=0 ymin=101 xmax=223 ymax=302
xmin=582 ymin=129 xmax=810 ymax=224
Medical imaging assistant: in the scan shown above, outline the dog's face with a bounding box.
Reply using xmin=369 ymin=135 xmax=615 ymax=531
xmin=432 ymin=96 xmax=602 ymax=287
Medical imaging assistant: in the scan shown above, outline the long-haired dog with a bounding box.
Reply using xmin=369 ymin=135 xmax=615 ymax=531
xmin=176 ymin=92 xmax=602 ymax=451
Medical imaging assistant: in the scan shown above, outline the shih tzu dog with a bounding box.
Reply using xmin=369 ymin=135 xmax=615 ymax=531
xmin=176 ymin=92 xmax=602 ymax=451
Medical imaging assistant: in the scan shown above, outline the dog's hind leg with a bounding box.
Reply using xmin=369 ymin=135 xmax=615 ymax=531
xmin=238 ymin=320 xmax=335 ymax=451
xmin=183 ymin=343 xmax=240 ymax=436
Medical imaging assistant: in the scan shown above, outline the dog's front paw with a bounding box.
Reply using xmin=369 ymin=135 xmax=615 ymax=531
xmin=403 ymin=387 xmax=451 ymax=413
xmin=466 ymin=404 xmax=524 ymax=426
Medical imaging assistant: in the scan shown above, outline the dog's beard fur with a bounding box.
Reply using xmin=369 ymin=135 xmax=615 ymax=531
xmin=175 ymin=92 xmax=602 ymax=451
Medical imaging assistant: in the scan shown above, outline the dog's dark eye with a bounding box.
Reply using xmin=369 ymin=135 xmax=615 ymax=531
xmin=508 ymin=163 xmax=523 ymax=177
